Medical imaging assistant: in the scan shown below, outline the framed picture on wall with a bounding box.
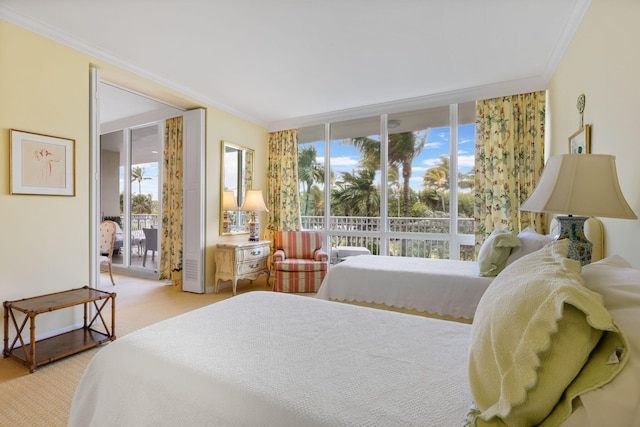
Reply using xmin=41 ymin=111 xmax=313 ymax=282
xmin=10 ymin=129 xmax=76 ymax=196
xmin=568 ymin=124 xmax=591 ymax=154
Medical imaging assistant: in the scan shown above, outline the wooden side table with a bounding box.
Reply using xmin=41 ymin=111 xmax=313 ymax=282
xmin=215 ymin=240 xmax=271 ymax=295
xmin=3 ymin=286 xmax=115 ymax=373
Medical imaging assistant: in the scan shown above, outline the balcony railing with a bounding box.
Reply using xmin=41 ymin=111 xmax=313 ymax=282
xmin=301 ymin=215 xmax=476 ymax=261
xmin=129 ymin=214 xmax=160 ymax=231
xmin=301 ymin=216 xmax=474 ymax=234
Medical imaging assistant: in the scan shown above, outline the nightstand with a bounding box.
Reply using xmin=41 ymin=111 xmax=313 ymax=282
xmin=215 ymin=240 xmax=271 ymax=295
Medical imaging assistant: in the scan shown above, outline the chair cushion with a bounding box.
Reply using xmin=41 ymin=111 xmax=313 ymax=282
xmin=276 ymin=231 xmax=323 ymax=259
xmin=275 ymin=259 xmax=327 ymax=272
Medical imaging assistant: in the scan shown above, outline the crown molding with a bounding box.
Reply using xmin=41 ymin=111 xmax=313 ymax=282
xmin=0 ymin=6 xmax=269 ymax=129
xmin=540 ymin=0 xmax=592 ymax=83
xmin=268 ymin=76 xmax=548 ymax=132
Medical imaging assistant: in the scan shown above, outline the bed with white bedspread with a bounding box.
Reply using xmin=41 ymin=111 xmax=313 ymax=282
xmin=316 ymin=218 xmax=604 ymax=321
xmin=316 ymin=255 xmax=492 ymax=321
xmin=69 ymin=291 xmax=473 ymax=426
xmin=69 ymin=244 xmax=640 ymax=426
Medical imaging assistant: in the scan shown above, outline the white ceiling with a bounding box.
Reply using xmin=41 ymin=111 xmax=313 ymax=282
xmin=0 ymin=0 xmax=591 ymax=130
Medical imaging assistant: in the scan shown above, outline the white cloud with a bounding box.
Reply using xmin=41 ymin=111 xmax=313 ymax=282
xmin=457 ymin=155 xmax=474 ymax=168
xmin=425 ymin=141 xmax=442 ymax=149
xmin=422 ymin=157 xmax=442 ymax=167
xmin=330 ymin=156 xmax=359 ymax=166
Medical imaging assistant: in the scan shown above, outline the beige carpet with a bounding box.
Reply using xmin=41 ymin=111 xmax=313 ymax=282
xmin=0 ymin=273 xmax=274 ymax=427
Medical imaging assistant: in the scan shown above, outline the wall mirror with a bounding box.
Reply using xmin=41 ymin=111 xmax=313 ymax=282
xmin=220 ymin=141 xmax=254 ymax=235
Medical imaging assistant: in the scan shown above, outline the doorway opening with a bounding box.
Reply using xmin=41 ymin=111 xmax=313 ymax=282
xmin=97 ymin=80 xmax=183 ymax=280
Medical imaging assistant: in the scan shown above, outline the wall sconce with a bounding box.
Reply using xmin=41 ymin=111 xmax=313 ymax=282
xmin=241 ymin=189 xmax=268 ymax=241
xmin=520 ymin=154 xmax=636 ymax=265
xmin=222 ymin=191 xmax=238 ymax=234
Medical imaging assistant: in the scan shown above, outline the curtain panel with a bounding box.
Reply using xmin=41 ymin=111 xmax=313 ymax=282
xmin=264 ymin=129 xmax=302 ymax=258
xmin=160 ymin=116 xmax=184 ymax=279
xmin=474 ymin=91 xmax=546 ymax=253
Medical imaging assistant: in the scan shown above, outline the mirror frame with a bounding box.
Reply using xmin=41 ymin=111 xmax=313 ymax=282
xmin=220 ymin=141 xmax=254 ymax=235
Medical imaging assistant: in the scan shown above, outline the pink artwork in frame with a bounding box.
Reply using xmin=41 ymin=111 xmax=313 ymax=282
xmin=10 ymin=129 xmax=76 ymax=196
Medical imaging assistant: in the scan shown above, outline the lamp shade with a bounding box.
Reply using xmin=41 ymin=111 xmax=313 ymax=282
xmin=241 ymin=189 xmax=268 ymax=212
xmin=520 ymin=154 xmax=637 ymax=219
xmin=222 ymin=191 xmax=239 ymax=210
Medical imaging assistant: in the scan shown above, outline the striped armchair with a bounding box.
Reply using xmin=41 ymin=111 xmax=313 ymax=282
xmin=273 ymin=231 xmax=329 ymax=293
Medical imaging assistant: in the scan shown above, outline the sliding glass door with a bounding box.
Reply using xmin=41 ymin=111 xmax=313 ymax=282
xmin=100 ymin=122 xmax=163 ymax=278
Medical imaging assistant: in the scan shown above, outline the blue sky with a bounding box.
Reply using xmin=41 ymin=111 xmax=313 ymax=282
xmin=307 ymin=123 xmax=475 ymax=191
xmin=121 ymin=162 xmax=160 ymax=200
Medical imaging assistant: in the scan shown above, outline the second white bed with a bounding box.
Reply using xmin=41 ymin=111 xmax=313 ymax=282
xmin=316 ymin=255 xmax=493 ymax=321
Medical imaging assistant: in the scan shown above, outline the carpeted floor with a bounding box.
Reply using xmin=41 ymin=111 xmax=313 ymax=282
xmin=0 ymin=273 xmax=274 ymax=427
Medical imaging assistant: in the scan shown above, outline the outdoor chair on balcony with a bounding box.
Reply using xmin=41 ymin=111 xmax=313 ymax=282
xmin=273 ymin=231 xmax=329 ymax=293
xmin=99 ymin=220 xmax=117 ymax=286
xmin=142 ymin=228 xmax=158 ymax=267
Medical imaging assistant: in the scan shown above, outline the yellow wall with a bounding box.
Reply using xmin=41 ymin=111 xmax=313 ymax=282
xmin=0 ymin=21 xmax=267 ymax=333
xmin=549 ymin=0 xmax=640 ymax=267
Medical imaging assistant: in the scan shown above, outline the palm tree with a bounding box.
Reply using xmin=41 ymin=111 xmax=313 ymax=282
xmin=350 ymin=131 xmax=425 ymax=217
xmin=389 ymin=132 xmax=425 ymax=217
xmin=332 ymin=169 xmax=379 ymax=217
xmin=387 ymin=166 xmax=401 ymax=217
xmin=458 ymin=169 xmax=474 ymax=191
xmin=308 ymin=185 xmax=325 ymax=216
xmin=131 ymin=166 xmax=152 ymax=194
xmin=423 ymin=156 xmax=450 ymax=212
xmin=298 ymin=145 xmax=324 ymax=216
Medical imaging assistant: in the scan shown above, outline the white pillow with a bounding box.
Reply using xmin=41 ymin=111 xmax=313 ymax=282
xmin=477 ymin=229 xmax=521 ymax=276
xmin=566 ymin=255 xmax=640 ymax=427
xmin=505 ymin=227 xmax=553 ymax=266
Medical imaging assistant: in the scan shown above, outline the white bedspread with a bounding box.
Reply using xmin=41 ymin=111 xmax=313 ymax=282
xmin=69 ymin=291 xmax=473 ymax=427
xmin=316 ymin=255 xmax=494 ymax=320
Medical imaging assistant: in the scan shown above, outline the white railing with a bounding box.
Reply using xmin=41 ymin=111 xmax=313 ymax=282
xmin=301 ymin=216 xmax=474 ymax=234
xmin=302 ymin=215 xmax=476 ymax=261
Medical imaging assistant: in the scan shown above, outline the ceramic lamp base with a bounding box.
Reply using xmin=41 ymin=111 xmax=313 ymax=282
xmin=248 ymin=212 xmax=260 ymax=241
xmin=222 ymin=212 xmax=231 ymax=234
xmin=555 ymin=215 xmax=592 ymax=266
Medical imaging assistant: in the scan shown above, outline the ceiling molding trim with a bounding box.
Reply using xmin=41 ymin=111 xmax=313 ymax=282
xmin=268 ymin=76 xmax=548 ymax=132
xmin=540 ymin=0 xmax=592 ymax=82
xmin=0 ymin=6 xmax=269 ymax=129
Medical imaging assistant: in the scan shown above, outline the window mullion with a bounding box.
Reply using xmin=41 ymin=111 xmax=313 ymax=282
xmin=449 ymin=104 xmax=460 ymax=260
xmin=380 ymin=114 xmax=389 ymax=256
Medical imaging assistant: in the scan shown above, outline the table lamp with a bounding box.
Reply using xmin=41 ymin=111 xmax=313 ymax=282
xmin=241 ymin=189 xmax=268 ymax=241
xmin=222 ymin=191 xmax=238 ymax=233
xmin=520 ymin=154 xmax=636 ymax=265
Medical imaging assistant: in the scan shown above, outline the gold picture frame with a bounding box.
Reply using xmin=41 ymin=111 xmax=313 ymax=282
xmin=10 ymin=129 xmax=76 ymax=196
xmin=568 ymin=124 xmax=591 ymax=154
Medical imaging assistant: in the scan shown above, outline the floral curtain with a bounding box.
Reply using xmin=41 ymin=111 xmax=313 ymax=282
xmin=264 ymin=129 xmax=301 ymax=255
xmin=474 ymin=91 xmax=546 ymax=253
xmin=160 ymin=116 xmax=183 ymax=279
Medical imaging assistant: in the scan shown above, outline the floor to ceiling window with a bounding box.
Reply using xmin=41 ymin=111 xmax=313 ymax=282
xmin=298 ymin=101 xmax=475 ymax=260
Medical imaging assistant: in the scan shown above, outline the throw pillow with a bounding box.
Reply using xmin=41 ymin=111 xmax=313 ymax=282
xmin=477 ymin=229 xmax=521 ymax=276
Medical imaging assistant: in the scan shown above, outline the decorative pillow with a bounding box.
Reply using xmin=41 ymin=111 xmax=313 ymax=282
xmin=477 ymin=229 xmax=521 ymax=276
xmin=505 ymin=227 xmax=553 ymax=267
xmin=467 ymin=240 xmax=628 ymax=427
